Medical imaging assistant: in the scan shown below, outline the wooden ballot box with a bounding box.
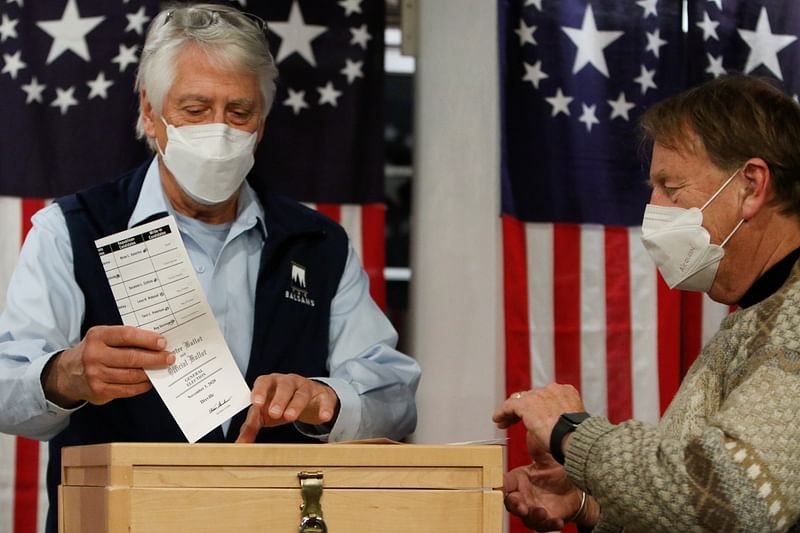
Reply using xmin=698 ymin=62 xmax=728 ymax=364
xmin=59 ymin=442 xmax=504 ymax=532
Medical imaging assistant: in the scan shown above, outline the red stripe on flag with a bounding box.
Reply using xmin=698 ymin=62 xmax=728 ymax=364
xmin=501 ymin=216 xmax=533 ymax=533
xmin=657 ymin=276 xmax=681 ymax=415
xmin=315 ymin=203 xmax=341 ymax=223
xmin=360 ymin=204 xmax=386 ymax=310
xmin=501 ymin=217 xmax=532 ymax=468
xmin=681 ymin=292 xmax=704 ymax=376
xmin=15 ymin=198 xmax=45 ymax=533
xmin=21 ymin=199 xmax=44 ymax=243
xmin=13 ymin=438 xmax=40 ymax=533
xmin=553 ymin=224 xmax=581 ymax=390
xmin=604 ymin=227 xmax=632 ymax=423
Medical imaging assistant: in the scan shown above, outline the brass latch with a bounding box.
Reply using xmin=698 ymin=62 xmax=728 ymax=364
xmin=298 ymin=471 xmax=327 ymax=533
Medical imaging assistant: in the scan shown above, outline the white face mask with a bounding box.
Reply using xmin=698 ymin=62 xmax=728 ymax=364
xmin=641 ymin=168 xmax=745 ymax=292
xmin=158 ymin=117 xmax=258 ymax=205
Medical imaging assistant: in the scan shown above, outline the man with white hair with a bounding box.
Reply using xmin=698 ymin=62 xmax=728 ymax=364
xmin=0 ymin=5 xmax=420 ymax=531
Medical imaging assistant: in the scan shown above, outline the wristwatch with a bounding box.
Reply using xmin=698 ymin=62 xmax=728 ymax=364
xmin=549 ymin=412 xmax=591 ymax=465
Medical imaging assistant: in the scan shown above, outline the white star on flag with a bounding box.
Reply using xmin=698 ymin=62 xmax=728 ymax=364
xmin=112 ymin=43 xmax=138 ymax=72
xmin=350 ymin=24 xmax=371 ymax=49
xmin=338 ymin=0 xmax=362 ymax=16
xmin=634 ymin=65 xmax=657 ymax=94
xmin=269 ymin=1 xmax=327 ymax=67
xmin=696 ymin=11 xmax=719 ymax=42
xmin=1 ymin=50 xmax=26 ymax=79
xmin=705 ymin=53 xmax=726 ymax=78
xmin=21 ymin=76 xmax=46 ymax=104
xmin=562 ymin=5 xmax=624 ymax=77
xmin=87 ymin=71 xmax=114 ymax=99
xmin=515 ymin=19 xmax=537 ymax=47
xmin=525 ymin=0 xmax=542 ymax=10
xmin=125 ymin=7 xmax=151 ymax=35
xmin=0 ymin=14 xmax=19 ymax=42
xmin=637 ymin=0 xmax=657 ymax=18
xmin=318 ymin=82 xmax=342 ymax=106
xmin=607 ymin=92 xmax=635 ymax=121
xmin=578 ymin=103 xmax=600 ymax=132
xmin=341 ymin=58 xmax=363 ymax=84
xmin=738 ymin=7 xmax=798 ymax=81
xmin=36 ymin=0 xmax=105 ymax=64
xmin=51 ymin=86 xmax=78 ymax=114
xmin=284 ymin=88 xmax=308 ymax=115
xmin=646 ymin=29 xmax=667 ymax=58
xmin=545 ymin=88 xmax=573 ymax=117
xmin=522 ymin=60 xmax=548 ymax=89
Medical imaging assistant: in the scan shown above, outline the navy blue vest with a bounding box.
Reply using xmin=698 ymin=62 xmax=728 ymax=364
xmin=46 ymin=162 xmax=348 ymax=532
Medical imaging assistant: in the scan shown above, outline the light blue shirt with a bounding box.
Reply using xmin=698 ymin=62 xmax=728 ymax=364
xmin=0 ymin=159 xmax=420 ymax=442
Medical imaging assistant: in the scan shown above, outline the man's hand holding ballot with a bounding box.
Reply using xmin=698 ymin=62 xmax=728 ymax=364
xmin=42 ymin=325 xmax=174 ymax=408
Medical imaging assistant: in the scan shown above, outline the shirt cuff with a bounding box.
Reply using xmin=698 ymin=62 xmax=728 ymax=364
xmin=9 ymin=350 xmax=86 ymax=440
xmin=43 ymin=397 xmax=85 ymax=417
xmin=294 ymin=377 xmax=361 ymax=442
xmin=35 ymin=351 xmax=86 ymax=416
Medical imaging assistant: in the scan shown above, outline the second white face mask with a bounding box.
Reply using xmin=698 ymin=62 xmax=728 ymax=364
xmin=640 ymin=169 xmax=745 ymax=293
xmin=159 ymin=118 xmax=258 ymax=205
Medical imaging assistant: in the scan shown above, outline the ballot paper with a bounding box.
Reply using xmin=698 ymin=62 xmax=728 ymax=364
xmin=94 ymin=215 xmax=251 ymax=443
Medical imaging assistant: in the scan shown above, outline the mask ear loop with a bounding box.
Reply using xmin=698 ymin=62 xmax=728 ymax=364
xmin=153 ymin=116 xmax=169 ymax=157
xmin=155 ymin=133 xmax=167 ymax=158
xmin=720 ymin=219 xmax=745 ymax=247
xmin=702 ymin=166 xmax=746 ymax=248
xmin=156 ymin=116 xmax=178 ymax=158
xmin=700 ymin=166 xmax=744 ymax=212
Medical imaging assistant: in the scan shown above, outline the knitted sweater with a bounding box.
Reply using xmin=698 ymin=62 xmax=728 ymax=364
xmin=565 ymin=260 xmax=800 ymax=532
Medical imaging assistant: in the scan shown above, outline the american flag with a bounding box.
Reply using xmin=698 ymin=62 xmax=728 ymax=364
xmin=499 ymin=0 xmax=800 ymax=532
xmin=249 ymin=0 xmax=388 ymax=307
xmin=0 ymin=1 xmax=385 ymax=532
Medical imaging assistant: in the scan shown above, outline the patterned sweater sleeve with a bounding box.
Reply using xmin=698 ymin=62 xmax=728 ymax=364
xmin=563 ymin=348 xmax=800 ymax=532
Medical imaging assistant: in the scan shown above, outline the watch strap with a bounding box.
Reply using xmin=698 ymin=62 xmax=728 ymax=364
xmin=549 ymin=412 xmax=591 ymax=465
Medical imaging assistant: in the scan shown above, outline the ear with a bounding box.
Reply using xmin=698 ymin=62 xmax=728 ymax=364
xmin=740 ymin=157 xmax=771 ymax=220
xmin=140 ymin=90 xmax=157 ymax=139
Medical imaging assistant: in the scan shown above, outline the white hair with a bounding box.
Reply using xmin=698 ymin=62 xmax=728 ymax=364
xmin=134 ymin=3 xmax=279 ymax=151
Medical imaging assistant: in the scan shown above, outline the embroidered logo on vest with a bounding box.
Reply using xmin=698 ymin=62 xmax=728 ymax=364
xmin=285 ymin=261 xmax=315 ymax=307
xmin=291 ymin=263 xmax=306 ymax=288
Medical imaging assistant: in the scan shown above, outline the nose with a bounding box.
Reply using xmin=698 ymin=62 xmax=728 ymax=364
xmin=212 ymin=108 xmax=226 ymax=124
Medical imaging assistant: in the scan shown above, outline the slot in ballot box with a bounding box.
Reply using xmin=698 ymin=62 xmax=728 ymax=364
xmin=59 ymin=442 xmax=504 ymax=532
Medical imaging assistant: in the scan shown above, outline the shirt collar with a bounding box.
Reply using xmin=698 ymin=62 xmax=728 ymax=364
xmin=738 ymin=247 xmax=800 ymax=308
xmin=128 ymin=158 xmax=267 ymax=239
